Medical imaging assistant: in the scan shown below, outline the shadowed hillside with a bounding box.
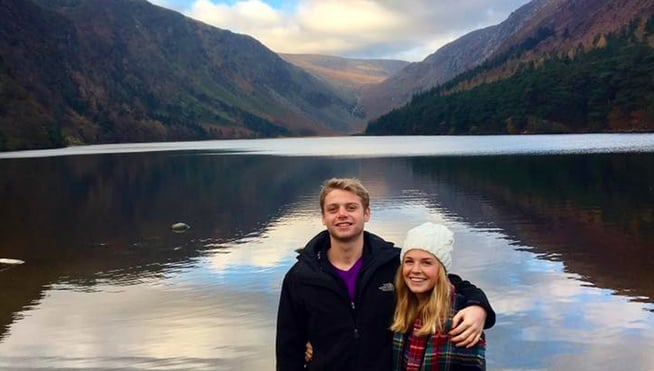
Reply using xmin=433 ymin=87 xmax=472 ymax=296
xmin=0 ymin=0 xmax=361 ymax=151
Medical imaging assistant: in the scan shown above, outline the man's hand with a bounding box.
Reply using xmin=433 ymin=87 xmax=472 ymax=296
xmin=305 ymin=342 xmax=313 ymax=363
xmin=449 ymin=305 xmax=486 ymax=348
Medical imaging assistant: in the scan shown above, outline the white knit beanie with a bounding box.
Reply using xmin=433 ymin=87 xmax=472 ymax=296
xmin=400 ymin=222 xmax=454 ymax=271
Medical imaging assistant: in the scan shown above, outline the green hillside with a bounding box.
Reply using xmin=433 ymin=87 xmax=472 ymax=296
xmin=365 ymin=17 xmax=654 ymax=135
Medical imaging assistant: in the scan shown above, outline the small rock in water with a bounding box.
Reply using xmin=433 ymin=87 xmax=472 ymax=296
xmin=171 ymin=222 xmax=190 ymax=233
xmin=0 ymin=258 xmax=25 ymax=265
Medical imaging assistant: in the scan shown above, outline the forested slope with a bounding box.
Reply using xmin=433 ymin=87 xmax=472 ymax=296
xmin=366 ymin=17 xmax=654 ymax=135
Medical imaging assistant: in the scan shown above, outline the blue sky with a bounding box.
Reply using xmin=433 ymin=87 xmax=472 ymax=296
xmin=149 ymin=0 xmax=532 ymax=61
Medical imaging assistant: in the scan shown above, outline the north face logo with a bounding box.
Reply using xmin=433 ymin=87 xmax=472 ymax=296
xmin=378 ymin=282 xmax=394 ymax=292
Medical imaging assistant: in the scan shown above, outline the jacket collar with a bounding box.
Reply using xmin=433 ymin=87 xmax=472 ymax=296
xmin=298 ymin=230 xmax=398 ymax=270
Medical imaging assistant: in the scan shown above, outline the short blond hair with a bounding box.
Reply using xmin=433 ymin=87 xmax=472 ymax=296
xmin=319 ymin=178 xmax=370 ymax=212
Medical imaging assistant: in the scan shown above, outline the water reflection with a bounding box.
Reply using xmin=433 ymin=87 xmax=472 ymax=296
xmin=406 ymin=154 xmax=654 ymax=304
xmin=1 ymin=138 xmax=654 ymax=370
xmin=0 ymin=153 xmax=355 ymax=344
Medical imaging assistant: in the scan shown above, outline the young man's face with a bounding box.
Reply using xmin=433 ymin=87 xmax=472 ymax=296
xmin=321 ymin=189 xmax=370 ymax=243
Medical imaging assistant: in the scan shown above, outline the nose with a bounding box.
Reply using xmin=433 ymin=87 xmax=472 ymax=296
xmin=410 ymin=262 xmax=422 ymax=274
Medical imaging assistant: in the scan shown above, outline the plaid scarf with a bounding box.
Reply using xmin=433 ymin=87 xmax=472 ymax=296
xmin=392 ymin=293 xmax=486 ymax=370
xmin=403 ymin=318 xmax=428 ymax=370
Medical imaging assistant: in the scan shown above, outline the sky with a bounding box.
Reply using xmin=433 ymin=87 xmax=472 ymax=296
xmin=148 ymin=0 xmax=532 ymax=62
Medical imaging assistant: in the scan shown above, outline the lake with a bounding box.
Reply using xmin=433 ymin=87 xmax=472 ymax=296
xmin=1 ymin=134 xmax=654 ymax=370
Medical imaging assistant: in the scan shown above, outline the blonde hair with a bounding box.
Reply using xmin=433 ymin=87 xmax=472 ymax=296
xmin=390 ymin=259 xmax=452 ymax=336
xmin=319 ymin=178 xmax=370 ymax=212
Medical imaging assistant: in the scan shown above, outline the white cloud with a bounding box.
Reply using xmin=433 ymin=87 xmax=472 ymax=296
xmin=190 ymin=0 xmax=283 ymax=28
xmin=154 ymin=0 xmax=531 ymax=61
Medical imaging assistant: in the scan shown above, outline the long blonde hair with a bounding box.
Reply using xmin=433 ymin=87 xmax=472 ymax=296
xmin=390 ymin=261 xmax=452 ymax=336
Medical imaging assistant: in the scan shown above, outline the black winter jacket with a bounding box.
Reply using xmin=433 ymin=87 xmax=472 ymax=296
xmin=275 ymin=230 xmax=495 ymax=371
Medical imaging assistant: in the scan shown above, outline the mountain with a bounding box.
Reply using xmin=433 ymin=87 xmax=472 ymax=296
xmin=364 ymin=0 xmax=654 ymax=135
xmin=3 ymin=0 xmax=652 ymax=151
xmin=360 ymin=0 xmax=554 ymax=121
xmin=0 ymin=0 xmax=360 ymax=151
xmin=361 ymin=0 xmax=654 ymax=122
xmin=0 ymin=0 xmax=79 ymax=150
xmin=279 ymin=53 xmax=408 ymax=94
xmin=279 ymin=53 xmax=408 ymax=131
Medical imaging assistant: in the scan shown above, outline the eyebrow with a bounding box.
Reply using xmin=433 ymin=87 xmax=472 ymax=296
xmin=326 ymin=202 xmax=360 ymax=208
xmin=404 ymin=256 xmax=435 ymax=262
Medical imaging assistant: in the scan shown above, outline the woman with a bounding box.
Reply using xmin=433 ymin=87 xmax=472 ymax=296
xmin=390 ymin=222 xmax=486 ymax=370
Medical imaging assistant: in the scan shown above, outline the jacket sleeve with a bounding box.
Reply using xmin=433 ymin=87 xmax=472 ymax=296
xmin=276 ymin=271 xmax=309 ymax=371
xmin=448 ymin=273 xmax=496 ymax=329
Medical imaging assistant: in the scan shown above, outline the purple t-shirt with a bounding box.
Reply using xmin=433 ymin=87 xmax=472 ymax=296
xmin=331 ymin=257 xmax=363 ymax=301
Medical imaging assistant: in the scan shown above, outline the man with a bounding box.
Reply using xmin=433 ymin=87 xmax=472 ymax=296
xmin=276 ymin=178 xmax=495 ymax=370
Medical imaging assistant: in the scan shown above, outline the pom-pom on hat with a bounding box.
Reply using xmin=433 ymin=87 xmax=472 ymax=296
xmin=400 ymin=222 xmax=454 ymax=271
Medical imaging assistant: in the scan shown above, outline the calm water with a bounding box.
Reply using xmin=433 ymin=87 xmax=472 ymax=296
xmin=1 ymin=134 xmax=654 ymax=370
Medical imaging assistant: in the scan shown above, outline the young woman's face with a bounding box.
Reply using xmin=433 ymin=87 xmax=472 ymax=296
xmin=321 ymin=189 xmax=370 ymax=243
xmin=402 ymin=249 xmax=441 ymax=297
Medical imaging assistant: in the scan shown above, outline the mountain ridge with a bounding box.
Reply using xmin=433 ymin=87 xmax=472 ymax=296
xmin=2 ymin=0 xmax=654 ymax=151
xmin=365 ymin=11 xmax=654 ymax=135
xmin=360 ymin=0 xmax=556 ymax=121
xmin=360 ymin=0 xmax=654 ymax=123
xmin=0 ymin=0 xmax=361 ymax=150
xmin=279 ymin=53 xmax=408 ymax=89
xmin=279 ymin=53 xmax=409 ymax=130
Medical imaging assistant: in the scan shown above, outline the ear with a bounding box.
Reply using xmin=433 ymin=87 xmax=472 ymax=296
xmin=364 ymin=207 xmax=371 ymax=222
